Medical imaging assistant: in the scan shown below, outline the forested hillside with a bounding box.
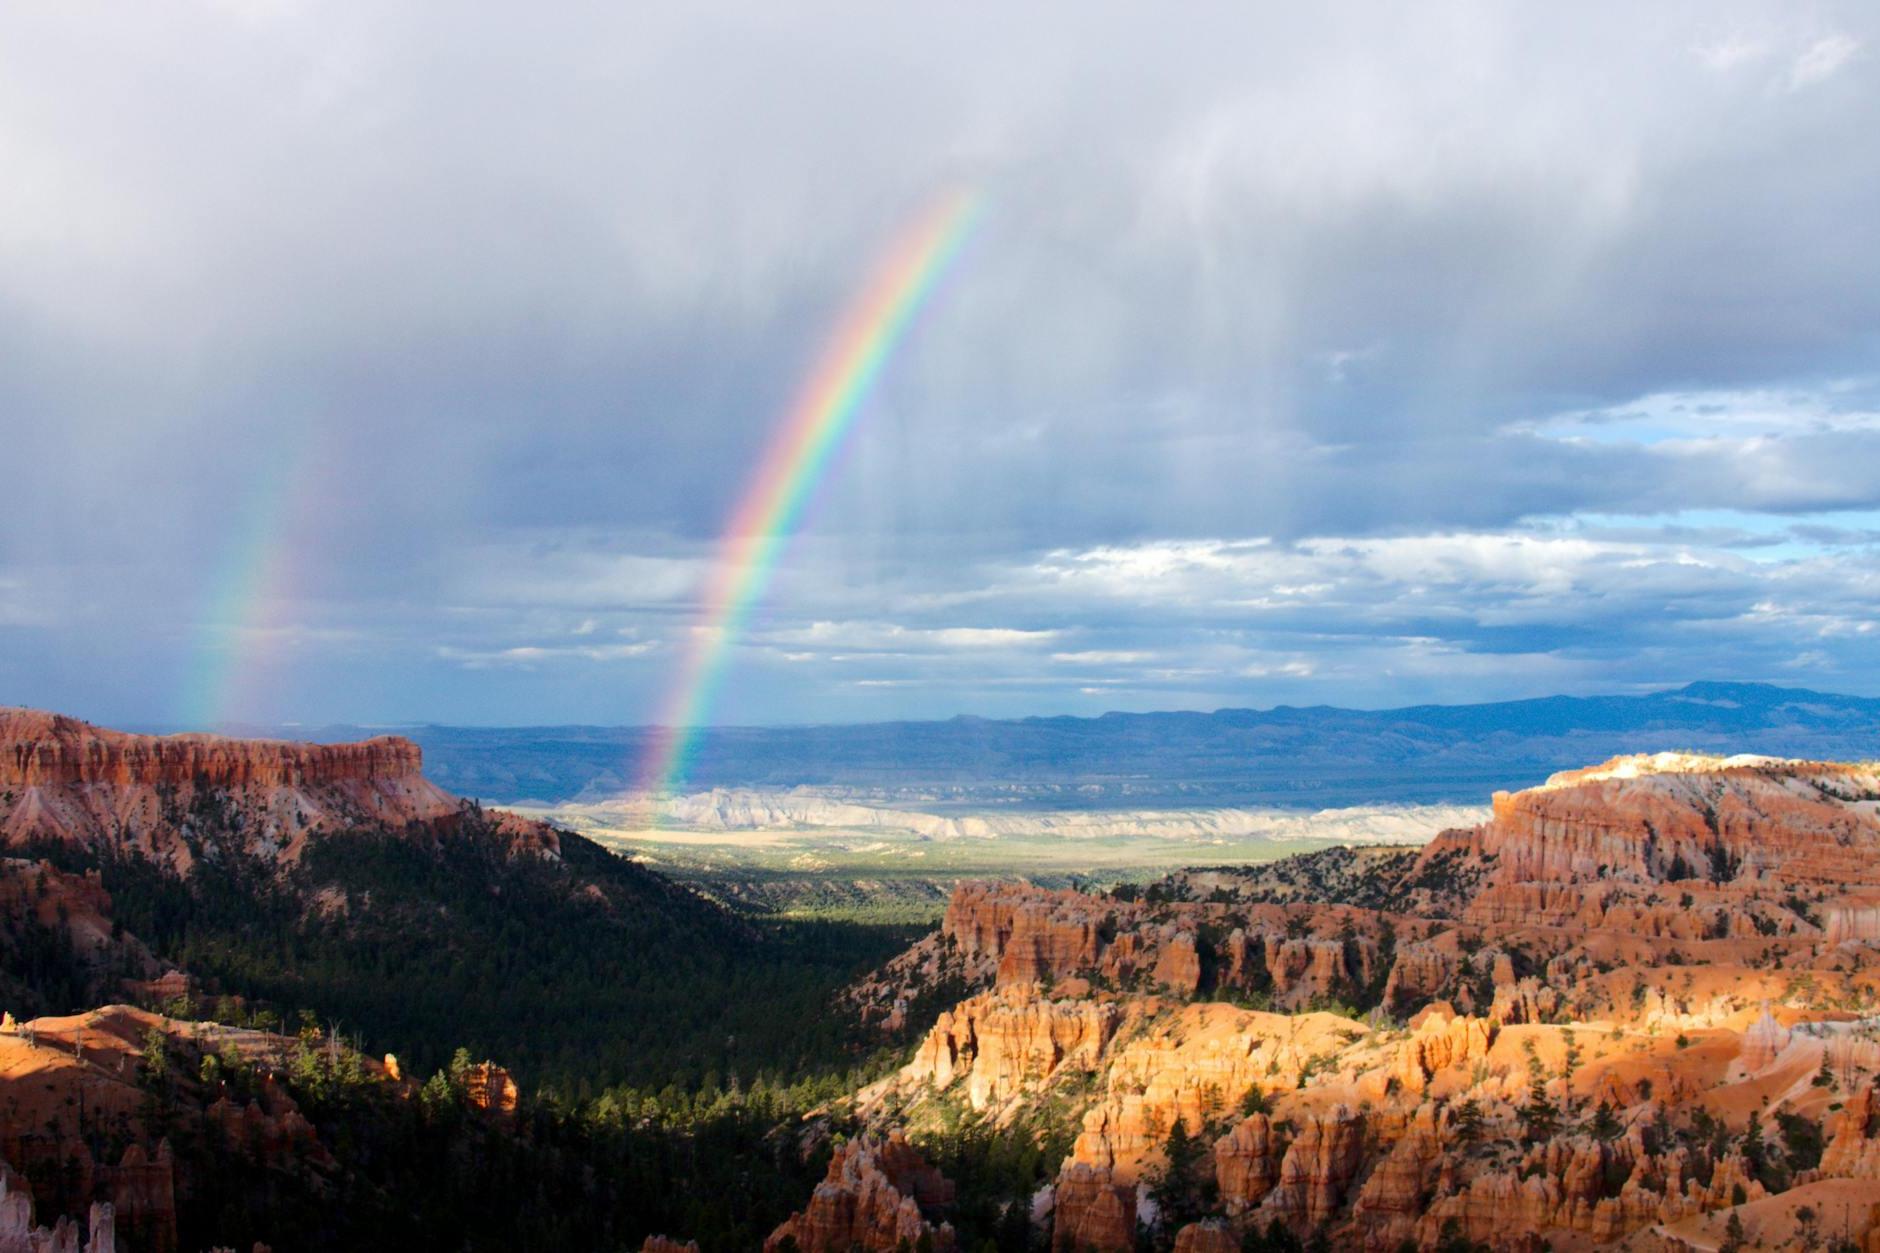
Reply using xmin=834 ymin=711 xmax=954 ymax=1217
xmin=0 ymin=710 xmax=940 ymax=1250
xmin=23 ymin=811 xmax=914 ymax=1094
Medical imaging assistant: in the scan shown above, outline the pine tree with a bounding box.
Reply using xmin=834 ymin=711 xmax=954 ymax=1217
xmin=1741 ymin=1117 xmax=1765 ymax=1171
xmin=420 ymin=1070 xmax=454 ymax=1111
xmin=1452 ymin=1098 xmax=1484 ymax=1143
xmin=1518 ymin=1046 xmax=1559 ymax=1142
xmin=1150 ymin=1117 xmax=1209 ymax=1233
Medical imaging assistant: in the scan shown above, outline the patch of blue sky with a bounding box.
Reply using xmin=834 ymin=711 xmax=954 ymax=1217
xmin=1559 ymin=508 xmax=1880 ymax=563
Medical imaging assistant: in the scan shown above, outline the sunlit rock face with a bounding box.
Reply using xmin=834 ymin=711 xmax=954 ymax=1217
xmin=838 ymin=754 xmax=1880 ymax=1253
xmin=1259 ymin=1103 xmax=1365 ymax=1227
xmin=0 ymin=706 xmax=559 ymax=869
xmin=908 ymin=984 xmax=1122 ymax=1111
xmin=1436 ymin=753 xmax=1880 ymax=895
xmin=461 ymin=1062 xmax=519 ymax=1115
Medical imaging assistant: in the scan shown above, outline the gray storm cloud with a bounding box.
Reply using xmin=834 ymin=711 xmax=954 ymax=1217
xmin=0 ymin=1 xmax=1876 ymax=725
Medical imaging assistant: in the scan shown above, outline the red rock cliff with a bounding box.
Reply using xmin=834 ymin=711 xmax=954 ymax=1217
xmin=0 ymin=709 xmax=423 ymax=790
xmin=0 ymin=708 xmax=556 ymax=869
xmin=1418 ymin=753 xmax=1880 ymax=895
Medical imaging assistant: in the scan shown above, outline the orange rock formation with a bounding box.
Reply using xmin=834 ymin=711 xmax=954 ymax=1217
xmin=462 ymin=1061 xmax=520 ymax=1115
xmin=850 ymin=754 xmax=1880 ymax=1251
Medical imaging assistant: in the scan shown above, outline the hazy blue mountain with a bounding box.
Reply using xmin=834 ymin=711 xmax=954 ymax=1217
xmin=257 ymin=681 xmax=1880 ymax=810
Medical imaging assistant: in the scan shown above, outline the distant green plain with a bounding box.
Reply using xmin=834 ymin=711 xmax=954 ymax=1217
xmin=519 ymin=811 xmax=1369 ymax=924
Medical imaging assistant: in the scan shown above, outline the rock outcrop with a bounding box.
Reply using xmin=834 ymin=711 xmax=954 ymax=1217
xmin=1213 ymin=1114 xmax=1280 ymax=1214
xmin=1420 ymin=753 xmax=1880 ymax=904
xmin=859 ymin=879 xmax=1392 ymax=1028
xmin=1739 ymin=1008 xmax=1793 ymax=1072
xmin=1820 ymin=1085 xmax=1880 ymax=1180
xmin=1049 ymin=1163 xmax=1135 ymax=1253
xmin=1170 ymin=1219 xmax=1237 ymax=1253
xmin=764 ymin=1133 xmax=956 ymax=1253
xmin=1258 ymin=1104 xmax=1364 ymax=1227
xmin=907 ymin=985 xmax=1122 ymax=1111
xmin=462 ymin=1062 xmax=520 ymax=1116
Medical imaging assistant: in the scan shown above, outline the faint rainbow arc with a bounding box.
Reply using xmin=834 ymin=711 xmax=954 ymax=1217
xmin=639 ymin=188 xmax=986 ymax=802
xmin=180 ymin=443 xmax=313 ymax=730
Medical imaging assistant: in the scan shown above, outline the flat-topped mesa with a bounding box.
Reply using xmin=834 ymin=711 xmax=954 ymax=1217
xmin=1414 ymin=752 xmax=1880 ymax=897
xmin=0 ymin=707 xmax=555 ymax=870
xmin=0 ymin=708 xmax=423 ymax=789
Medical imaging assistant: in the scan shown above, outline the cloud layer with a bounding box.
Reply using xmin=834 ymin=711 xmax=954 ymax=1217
xmin=0 ymin=2 xmax=1876 ymax=725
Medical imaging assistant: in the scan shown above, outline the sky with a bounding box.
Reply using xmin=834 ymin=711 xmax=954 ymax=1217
xmin=1 ymin=1 xmax=1878 ymax=729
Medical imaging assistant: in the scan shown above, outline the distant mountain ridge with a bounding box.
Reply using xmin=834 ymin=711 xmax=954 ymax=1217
xmin=231 ymin=681 xmax=1880 ymax=809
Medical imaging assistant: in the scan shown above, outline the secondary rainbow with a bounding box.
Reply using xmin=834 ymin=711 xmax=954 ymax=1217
xmin=180 ymin=444 xmax=308 ymax=730
xmin=639 ymin=187 xmax=986 ymax=804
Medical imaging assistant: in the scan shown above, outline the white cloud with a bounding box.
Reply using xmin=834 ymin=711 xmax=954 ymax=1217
xmin=1239 ymin=660 xmax=1316 ymax=679
xmin=1694 ymin=34 xmax=1767 ymax=72
xmin=1031 ymin=532 xmax=1662 ymax=615
xmin=1789 ymin=34 xmax=1861 ymax=90
xmin=931 ymin=627 xmax=1061 ymax=649
xmin=763 ymin=621 xmax=1060 ymax=652
xmin=436 ymin=640 xmax=657 ymax=669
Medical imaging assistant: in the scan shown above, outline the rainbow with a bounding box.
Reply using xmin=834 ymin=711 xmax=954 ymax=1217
xmin=639 ymin=187 xmax=986 ymax=805
xmin=180 ymin=442 xmax=315 ymax=729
